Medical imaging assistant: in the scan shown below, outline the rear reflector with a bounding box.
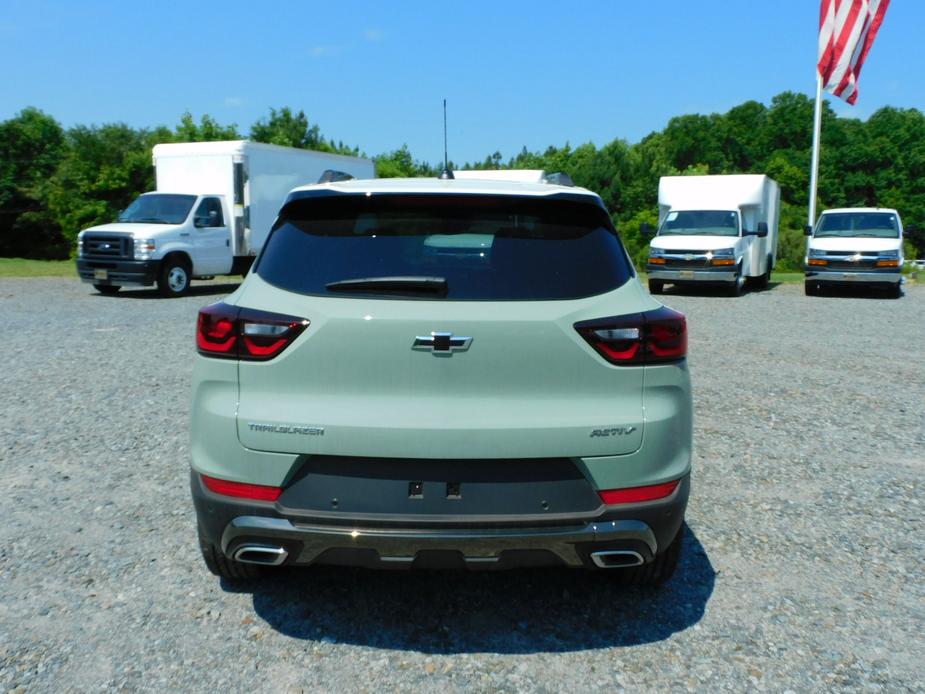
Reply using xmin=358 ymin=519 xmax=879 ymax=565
xmin=598 ymin=480 xmax=679 ymax=505
xmin=575 ymin=306 xmax=686 ymax=366
xmin=201 ymin=474 xmax=282 ymax=502
xmin=197 ymin=302 xmax=309 ymax=361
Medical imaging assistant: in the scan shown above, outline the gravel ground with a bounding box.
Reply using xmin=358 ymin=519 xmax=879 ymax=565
xmin=0 ymin=277 xmax=923 ymax=693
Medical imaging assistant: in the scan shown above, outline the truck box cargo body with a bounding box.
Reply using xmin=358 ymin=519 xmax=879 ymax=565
xmin=646 ymin=174 xmax=780 ymax=296
xmin=76 ymin=141 xmax=375 ymax=296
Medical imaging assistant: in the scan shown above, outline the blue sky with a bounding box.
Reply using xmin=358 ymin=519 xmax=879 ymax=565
xmin=1 ymin=1 xmax=921 ymax=165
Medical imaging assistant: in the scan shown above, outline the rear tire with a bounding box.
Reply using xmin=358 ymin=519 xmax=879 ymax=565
xmin=157 ymin=257 xmax=191 ymax=297
xmin=93 ymin=284 xmax=120 ymax=295
xmin=610 ymin=528 xmax=682 ymax=587
xmin=648 ymin=279 xmax=664 ymax=295
xmin=197 ymin=525 xmax=263 ymax=580
xmin=754 ymin=256 xmax=772 ymax=290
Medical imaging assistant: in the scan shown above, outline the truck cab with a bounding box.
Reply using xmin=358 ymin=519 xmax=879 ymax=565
xmin=804 ymin=207 xmax=904 ymax=297
xmin=76 ymin=192 xmax=234 ymax=296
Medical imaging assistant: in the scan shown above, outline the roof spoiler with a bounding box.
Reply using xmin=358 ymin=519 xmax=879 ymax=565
xmin=543 ymin=172 xmax=575 ymax=187
xmin=318 ymin=169 xmax=355 ymax=184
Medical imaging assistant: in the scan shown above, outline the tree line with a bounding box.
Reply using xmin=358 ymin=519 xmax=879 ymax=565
xmin=1 ymin=94 xmax=923 ymax=267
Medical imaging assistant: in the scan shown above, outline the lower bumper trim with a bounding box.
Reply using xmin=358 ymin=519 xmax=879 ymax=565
xmin=220 ymin=515 xmax=658 ymax=569
xmin=805 ymin=269 xmax=901 ymax=284
xmin=647 ymin=268 xmax=737 ymax=282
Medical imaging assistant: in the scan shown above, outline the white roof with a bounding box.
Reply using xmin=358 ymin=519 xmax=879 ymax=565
xmin=819 ymin=207 xmax=899 ymax=215
xmin=452 ymin=169 xmax=547 ymax=183
xmin=152 ymin=139 xmax=374 ymax=166
xmin=290 ymin=176 xmax=598 ymax=199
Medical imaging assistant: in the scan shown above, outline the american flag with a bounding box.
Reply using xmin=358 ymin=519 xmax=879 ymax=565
xmin=817 ymin=0 xmax=890 ymax=104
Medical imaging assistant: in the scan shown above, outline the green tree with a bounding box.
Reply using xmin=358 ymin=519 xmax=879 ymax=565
xmin=250 ymin=107 xmax=323 ymax=149
xmin=174 ymin=112 xmax=240 ymax=142
xmin=46 ymin=123 xmax=154 ymax=245
xmin=0 ymin=108 xmax=67 ymax=258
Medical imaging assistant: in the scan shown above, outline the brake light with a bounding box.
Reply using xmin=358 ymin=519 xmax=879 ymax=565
xmin=575 ymin=306 xmax=686 ymax=366
xmin=201 ymin=474 xmax=282 ymax=502
xmin=196 ymin=302 xmax=309 ymax=361
xmin=598 ymin=480 xmax=679 ymax=505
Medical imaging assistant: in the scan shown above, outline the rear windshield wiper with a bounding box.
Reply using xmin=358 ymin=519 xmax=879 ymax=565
xmin=325 ymin=276 xmax=448 ymax=295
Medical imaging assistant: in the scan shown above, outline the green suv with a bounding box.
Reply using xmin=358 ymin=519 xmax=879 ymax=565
xmin=190 ymin=174 xmax=692 ymax=584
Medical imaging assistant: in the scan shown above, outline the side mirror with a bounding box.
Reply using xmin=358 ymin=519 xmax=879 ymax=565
xmin=804 ymin=225 xmax=813 ymax=236
xmin=756 ymin=222 xmax=769 ymax=238
xmin=640 ymin=222 xmax=654 ymax=237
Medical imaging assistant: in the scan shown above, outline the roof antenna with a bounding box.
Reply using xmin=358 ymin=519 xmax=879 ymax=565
xmin=439 ymin=98 xmax=454 ymax=180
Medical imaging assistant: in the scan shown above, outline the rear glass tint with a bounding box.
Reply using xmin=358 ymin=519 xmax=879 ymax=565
xmin=256 ymin=194 xmax=633 ymax=300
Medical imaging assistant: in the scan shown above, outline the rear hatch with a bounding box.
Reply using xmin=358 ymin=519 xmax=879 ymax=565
xmin=234 ymin=191 xmax=646 ymax=459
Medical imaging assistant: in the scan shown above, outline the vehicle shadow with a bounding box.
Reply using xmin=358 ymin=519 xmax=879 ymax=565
xmin=226 ymin=523 xmax=715 ymax=654
xmin=811 ymin=284 xmax=903 ymax=300
xmin=98 ymin=282 xmax=241 ymax=299
xmin=657 ymin=284 xmax=749 ymax=297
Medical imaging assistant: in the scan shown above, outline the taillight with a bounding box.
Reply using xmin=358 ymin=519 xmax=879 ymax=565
xmin=575 ymin=306 xmax=686 ymax=366
xmin=598 ymin=480 xmax=679 ymax=505
xmin=196 ymin=302 xmax=309 ymax=361
xmin=201 ymin=474 xmax=282 ymax=502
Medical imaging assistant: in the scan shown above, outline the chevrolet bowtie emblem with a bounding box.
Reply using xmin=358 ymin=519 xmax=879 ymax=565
xmin=412 ymin=332 xmax=472 ymax=352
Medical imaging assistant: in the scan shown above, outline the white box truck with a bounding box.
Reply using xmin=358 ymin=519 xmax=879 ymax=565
xmin=803 ymin=207 xmax=905 ymax=298
xmin=645 ymin=174 xmax=780 ymax=296
xmin=76 ymin=141 xmax=375 ymax=296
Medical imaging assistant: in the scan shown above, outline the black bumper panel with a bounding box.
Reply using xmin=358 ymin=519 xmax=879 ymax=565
xmin=191 ymin=470 xmax=689 ymax=570
xmin=76 ymin=258 xmax=159 ymax=286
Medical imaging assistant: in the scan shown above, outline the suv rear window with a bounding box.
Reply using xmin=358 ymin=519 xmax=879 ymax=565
xmin=256 ymin=194 xmax=633 ymax=300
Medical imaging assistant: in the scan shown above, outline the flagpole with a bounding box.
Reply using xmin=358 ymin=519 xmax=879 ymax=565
xmin=808 ymin=72 xmax=824 ymax=228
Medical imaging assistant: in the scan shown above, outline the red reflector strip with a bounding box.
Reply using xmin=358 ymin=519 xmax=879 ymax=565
xmin=201 ymin=474 xmax=282 ymax=502
xmin=598 ymin=480 xmax=679 ymax=505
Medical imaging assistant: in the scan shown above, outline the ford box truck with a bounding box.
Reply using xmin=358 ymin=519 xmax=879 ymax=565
xmin=76 ymin=141 xmax=375 ymax=296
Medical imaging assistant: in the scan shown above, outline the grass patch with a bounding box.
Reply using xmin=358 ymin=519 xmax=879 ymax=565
xmin=0 ymin=258 xmax=75 ymax=278
xmin=771 ymin=272 xmax=803 ymax=283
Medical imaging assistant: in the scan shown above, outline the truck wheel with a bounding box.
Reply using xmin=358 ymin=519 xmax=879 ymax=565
xmin=648 ymin=279 xmax=664 ymax=295
xmin=804 ymin=281 xmax=819 ymax=296
xmin=157 ymin=258 xmax=191 ymax=297
xmin=197 ymin=524 xmax=263 ymax=580
xmin=728 ymin=273 xmax=744 ymax=297
xmin=93 ymin=284 xmax=120 ymax=295
xmin=887 ymin=283 xmax=902 ymax=299
xmin=754 ymin=255 xmax=772 ymax=290
xmin=610 ymin=527 xmax=682 ymax=587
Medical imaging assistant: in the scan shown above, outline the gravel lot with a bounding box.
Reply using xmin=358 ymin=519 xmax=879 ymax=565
xmin=1 ymin=277 xmax=923 ymax=692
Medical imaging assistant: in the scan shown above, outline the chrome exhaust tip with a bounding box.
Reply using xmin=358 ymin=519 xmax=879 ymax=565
xmin=590 ymin=550 xmax=645 ymax=569
xmin=232 ymin=544 xmax=288 ymax=566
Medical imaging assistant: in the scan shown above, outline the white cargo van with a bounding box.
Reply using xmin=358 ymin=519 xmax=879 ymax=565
xmin=645 ymin=175 xmax=780 ymax=296
xmin=804 ymin=208 xmax=904 ymax=298
xmin=76 ymin=141 xmax=375 ymax=296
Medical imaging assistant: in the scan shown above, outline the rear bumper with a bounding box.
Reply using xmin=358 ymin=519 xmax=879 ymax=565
xmin=804 ymin=267 xmax=901 ymax=284
xmin=191 ymin=471 xmax=689 ymax=570
xmin=76 ymin=258 xmax=159 ymax=286
xmin=647 ymin=266 xmax=737 ymax=283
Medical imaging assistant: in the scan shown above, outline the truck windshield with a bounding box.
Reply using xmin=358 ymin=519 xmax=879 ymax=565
xmin=118 ymin=194 xmax=197 ymax=224
xmin=659 ymin=210 xmax=739 ymax=237
xmin=815 ymin=212 xmax=899 ymax=238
